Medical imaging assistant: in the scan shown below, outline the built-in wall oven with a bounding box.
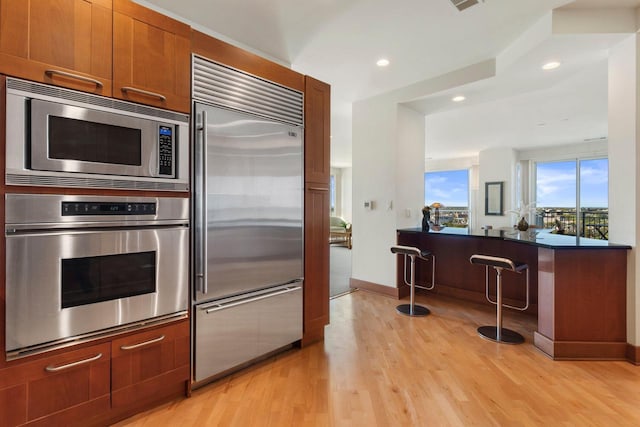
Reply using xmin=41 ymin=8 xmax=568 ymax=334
xmin=5 ymin=194 xmax=189 ymax=360
xmin=5 ymin=77 xmax=189 ymax=191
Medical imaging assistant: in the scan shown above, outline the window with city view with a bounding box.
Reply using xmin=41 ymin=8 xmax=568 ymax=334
xmin=535 ymin=158 xmax=608 ymax=240
xmin=424 ymin=169 xmax=469 ymax=228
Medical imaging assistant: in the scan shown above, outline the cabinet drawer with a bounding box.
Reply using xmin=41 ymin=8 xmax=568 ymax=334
xmin=111 ymin=320 xmax=189 ymax=409
xmin=0 ymin=342 xmax=110 ymax=426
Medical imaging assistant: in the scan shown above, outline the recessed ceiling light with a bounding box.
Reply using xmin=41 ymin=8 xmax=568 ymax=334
xmin=452 ymin=95 xmax=466 ymax=102
xmin=542 ymin=61 xmax=561 ymax=71
xmin=376 ymin=58 xmax=390 ymax=67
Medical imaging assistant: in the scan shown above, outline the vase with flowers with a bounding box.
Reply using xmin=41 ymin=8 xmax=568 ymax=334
xmin=507 ymin=201 xmax=536 ymax=231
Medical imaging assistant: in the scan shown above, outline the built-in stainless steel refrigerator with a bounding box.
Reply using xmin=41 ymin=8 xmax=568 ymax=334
xmin=191 ymin=56 xmax=304 ymax=384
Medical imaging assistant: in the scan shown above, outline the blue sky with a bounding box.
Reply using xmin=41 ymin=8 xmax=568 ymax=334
xmin=536 ymin=159 xmax=608 ymax=208
xmin=425 ymin=159 xmax=608 ymax=209
xmin=424 ymin=169 xmax=469 ymax=207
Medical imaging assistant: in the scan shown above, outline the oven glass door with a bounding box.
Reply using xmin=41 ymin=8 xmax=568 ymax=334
xmin=61 ymin=251 xmax=156 ymax=308
xmin=5 ymin=226 xmax=188 ymax=354
xmin=29 ymin=99 xmax=174 ymax=178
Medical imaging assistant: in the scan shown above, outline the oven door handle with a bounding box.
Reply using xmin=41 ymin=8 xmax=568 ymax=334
xmin=5 ymin=223 xmax=189 ymax=236
xmin=195 ymin=109 xmax=208 ymax=296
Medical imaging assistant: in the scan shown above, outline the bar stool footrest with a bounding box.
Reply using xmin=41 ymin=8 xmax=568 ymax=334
xmin=477 ymin=326 xmax=524 ymax=344
xmin=396 ymin=304 xmax=430 ymax=317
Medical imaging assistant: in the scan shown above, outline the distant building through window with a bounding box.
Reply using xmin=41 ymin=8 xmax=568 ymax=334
xmin=535 ymin=158 xmax=608 ymax=240
xmin=424 ymin=169 xmax=469 ymax=228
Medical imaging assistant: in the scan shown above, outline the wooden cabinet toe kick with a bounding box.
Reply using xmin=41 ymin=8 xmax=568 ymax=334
xmin=534 ymin=332 xmax=628 ymax=360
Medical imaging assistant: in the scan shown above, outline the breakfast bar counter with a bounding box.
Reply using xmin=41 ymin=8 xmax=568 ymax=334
xmin=397 ymin=227 xmax=631 ymax=360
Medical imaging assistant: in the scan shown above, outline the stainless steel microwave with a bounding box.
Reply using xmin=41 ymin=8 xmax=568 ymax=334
xmin=5 ymin=78 xmax=189 ymax=191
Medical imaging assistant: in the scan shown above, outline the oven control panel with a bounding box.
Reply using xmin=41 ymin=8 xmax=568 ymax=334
xmin=158 ymin=125 xmax=174 ymax=177
xmin=62 ymin=202 xmax=157 ymax=216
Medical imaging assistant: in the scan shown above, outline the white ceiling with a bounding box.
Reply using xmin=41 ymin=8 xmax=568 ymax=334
xmin=137 ymin=0 xmax=640 ymax=166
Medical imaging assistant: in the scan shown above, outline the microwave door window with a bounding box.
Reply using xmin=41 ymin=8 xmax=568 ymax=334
xmin=48 ymin=116 xmax=142 ymax=166
xmin=61 ymin=251 xmax=156 ymax=309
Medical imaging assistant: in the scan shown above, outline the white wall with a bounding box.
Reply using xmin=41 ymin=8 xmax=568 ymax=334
xmin=351 ymin=99 xmax=425 ymax=288
xmin=330 ymin=166 xmax=353 ymax=222
xmin=478 ymin=147 xmax=517 ymax=228
xmin=396 ymin=105 xmax=426 ymax=228
xmin=352 ymin=97 xmax=399 ymax=287
xmin=517 ymin=140 xmax=608 ymax=161
xmin=608 ymin=33 xmax=639 ymax=346
xmin=341 ymin=167 xmax=353 ymax=222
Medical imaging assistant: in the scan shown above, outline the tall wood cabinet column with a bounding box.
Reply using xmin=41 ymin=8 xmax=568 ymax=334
xmin=303 ymin=76 xmax=330 ymax=345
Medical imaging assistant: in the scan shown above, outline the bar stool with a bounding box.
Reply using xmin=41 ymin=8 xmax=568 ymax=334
xmin=390 ymin=245 xmax=436 ymax=316
xmin=469 ymin=254 xmax=530 ymax=344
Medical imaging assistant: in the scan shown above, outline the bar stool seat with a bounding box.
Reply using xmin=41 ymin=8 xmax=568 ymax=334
xmin=469 ymin=254 xmax=530 ymax=344
xmin=391 ymin=245 xmax=436 ymax=317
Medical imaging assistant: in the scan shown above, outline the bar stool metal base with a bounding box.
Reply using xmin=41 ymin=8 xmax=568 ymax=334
xmin=396 ymin=304 xmax=430 ymax=317
xmin=477 ymin=326 xmax=524 ymax=344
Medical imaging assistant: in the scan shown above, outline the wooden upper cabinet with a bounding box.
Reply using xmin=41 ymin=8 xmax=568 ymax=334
xmin=113 ymin=0 xmax=190 ymax=113
xmin=304 ymin=76 xmax=331 ymax=184
xmin=0 ymin=0 xmax=112 ymax=95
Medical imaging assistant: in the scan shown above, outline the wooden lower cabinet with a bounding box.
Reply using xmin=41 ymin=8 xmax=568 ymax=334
xmin=111 ymin=320 xmax=190 ymax=412
xmin=0 ymin=320 xmax=189 ymax=426
xmin=0 ymin=343 xmax=111 ymax=427
xmin=303 ymin=184 xmax=330 ymax=345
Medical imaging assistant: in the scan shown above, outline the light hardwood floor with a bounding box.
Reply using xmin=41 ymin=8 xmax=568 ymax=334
xmin=113 ymin=290 xmax=640 ymax=426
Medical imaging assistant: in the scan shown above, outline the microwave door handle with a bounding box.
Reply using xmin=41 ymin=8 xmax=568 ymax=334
xmin=196 ymin=110 xmax=208 ymax=296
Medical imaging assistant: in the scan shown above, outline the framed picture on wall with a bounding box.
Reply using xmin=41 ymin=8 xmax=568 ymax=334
xmin=485 ymin=181 xmax=503 ymax=216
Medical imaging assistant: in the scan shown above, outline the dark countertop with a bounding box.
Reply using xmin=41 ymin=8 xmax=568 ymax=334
xmin=398 ymin=227 xmax=631 ymax=249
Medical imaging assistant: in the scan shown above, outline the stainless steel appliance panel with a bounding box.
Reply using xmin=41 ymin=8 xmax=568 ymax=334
xmin=5 ymin=77 xmax=189 ymax=191
xmin=194 ymin=284 xmax=301 ymax=382
xmin=5 ymin=194 xmax=189 ymax=227
xmin=5 ymin=195 xmax=189 ymax=355
xmin=194 ymin=104 xmax=303 ymax=302
xmin=30 ymin=99 xmax=174 ymax=178
xmin=255 ymin=283 xmax=303 ymax=354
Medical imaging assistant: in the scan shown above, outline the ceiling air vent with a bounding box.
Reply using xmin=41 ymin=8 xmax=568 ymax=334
xmin=450 ymin=0 xmax=483 ymax=12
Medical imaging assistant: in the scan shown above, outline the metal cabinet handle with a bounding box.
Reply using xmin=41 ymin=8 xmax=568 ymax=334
xmin=196 ymin=110 xmax=208 ymax=295
xmin=120 ymin=335 xmax=165 ymax=351
xmin=120 ymin=86 xmax=167 ymax=102
xmin=204 ymin=286 xmax=302 ymax=314
xmin=308 ymin=187 xmax=329 ymax=192
xmin=44 ymin=69 xmax=103 ymax=88
xmin=45 ymin=353 xmax=103 ymax=372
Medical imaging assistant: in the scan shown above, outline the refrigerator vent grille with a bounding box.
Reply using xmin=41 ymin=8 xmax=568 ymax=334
xmin=192 ymin=56 xmax=303 ymax=126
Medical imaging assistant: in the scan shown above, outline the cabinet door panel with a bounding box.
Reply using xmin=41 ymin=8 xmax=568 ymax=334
xmin=304 ymin=76 xmax=331 ymax=184
xmin=0 ymin=383 xmax=27 ymax=427
xmin=113 ymin=0 xmax=190 ymax=113
xmin=303 ymin=185 xmax=330 ymax=343
xmin=0 ymin=0 xmax=112 ymax=94
xmin=111 ymin=321 xmax=189 ymax=408
xmin=0 ymin=343 xmax=111 ymax=425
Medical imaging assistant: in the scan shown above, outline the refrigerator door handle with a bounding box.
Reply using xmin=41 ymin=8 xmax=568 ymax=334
xmin=201 ymin=286 xmax=302 ymax=314
xmin=195 ymin=110 xmax=208 ymax=296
